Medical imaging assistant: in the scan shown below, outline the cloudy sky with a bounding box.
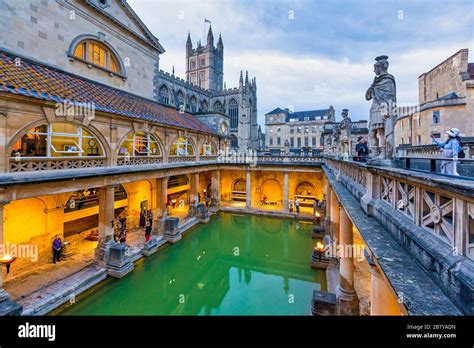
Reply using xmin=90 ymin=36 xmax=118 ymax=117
xmin=128 ymin=0 xmax=473 ymax=126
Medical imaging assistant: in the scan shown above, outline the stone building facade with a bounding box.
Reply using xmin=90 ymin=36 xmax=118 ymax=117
xmin=395 ymin=49 xmax=474 ymax=147
xmin=264 ymin=107 xmax=336 ymax=154
xmin=153 ymin=27 xmax=260 ymax=151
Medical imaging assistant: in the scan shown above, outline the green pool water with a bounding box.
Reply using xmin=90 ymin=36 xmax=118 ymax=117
xmin=58 ymin=212 xmax=326 ymax=315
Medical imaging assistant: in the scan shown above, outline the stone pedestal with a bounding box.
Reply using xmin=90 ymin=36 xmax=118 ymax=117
xmin=311 ymin=222 xmax=326 ymax=239
xmin=197 ymin=203 xmax=209 ymax=223
xmin=163 ymin=217 xmax=181 ymax=243
xmin=94 ymin=237 xmax=115 ymax=268
xmin=105 ymin=243 xmax=134 ymax=278
xmin=311 ymin=290 xmax=336 ymax=316
xmin=143 ymin=235 xmax=166 ymax=257
xmin=336 ymin=285 xmax=359 ymax=315
xmin=310 ymin=249 xmax=338 ymax=270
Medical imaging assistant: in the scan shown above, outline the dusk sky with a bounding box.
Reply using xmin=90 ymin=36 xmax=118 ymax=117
xmin=129 ymin=0 xmax=474 ymax=126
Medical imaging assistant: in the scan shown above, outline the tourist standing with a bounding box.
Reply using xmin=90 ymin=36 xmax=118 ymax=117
xmin=52 ymin=235 xmax=62 ymax=264
xmin=295 ymin=197 xmax=300 ymax=213
xmin=288 ymin=199 xmax=294 ymax=213
xmin=354 ymin=136 xmax=369 ymax=162
xmin=313 ymin=199 xmax=318 ymax=215
xmin=205 ymin=195 xmax=210 ymax=208
xmin=145 ymin=219 xmax=152 ymax=242
xmin=431 ymin=128 xmax=463 ymax=176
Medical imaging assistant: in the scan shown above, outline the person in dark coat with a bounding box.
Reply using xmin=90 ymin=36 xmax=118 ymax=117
xmin=354 ymin=136 xmax=369 ymax=162
xmin=52 ymin=235 xmax=62 ymax=264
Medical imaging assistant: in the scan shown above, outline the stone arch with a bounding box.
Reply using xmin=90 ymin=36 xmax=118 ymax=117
xmin=232 ymin=178 xmax=246 ymax=192
xmin=8 ymin=119 xmax=111 ymax=160
xmin=168 ymin=133 xmax=198 ymax=158
xmin=295 ymin=181 xmax=316 ymax=197
xmin=261 ymin=179 xmax=282 ymax=203
xmin=116 ymin=130 xmax=164 ymax=157
xmin=67 ymin=34 xmax=126 ymax=77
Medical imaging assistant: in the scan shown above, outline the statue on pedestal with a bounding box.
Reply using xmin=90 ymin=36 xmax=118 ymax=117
xmin=283 ymin=139 xmax=290 ymax=155
xmin=339 ymin=109 xmax=352 ymax=160
xmin=365 ymin=55 xmax=397 ymax=163
xmin=331 ymin=124 xmax=340 ymax=157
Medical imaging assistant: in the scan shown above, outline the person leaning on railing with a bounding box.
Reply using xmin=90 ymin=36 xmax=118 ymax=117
xmin=431 ymin=128 xmax=464 ymax=176
xmin=354 ymin=136 xmax=369 ymax=162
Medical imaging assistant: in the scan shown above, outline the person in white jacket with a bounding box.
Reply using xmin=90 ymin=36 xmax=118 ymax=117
xmin=431 ymin=128 xmax=462 ymax=176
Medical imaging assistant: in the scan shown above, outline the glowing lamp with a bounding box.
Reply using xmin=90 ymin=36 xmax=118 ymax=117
xmin=0 ymin=254 xmax=16 ymax=274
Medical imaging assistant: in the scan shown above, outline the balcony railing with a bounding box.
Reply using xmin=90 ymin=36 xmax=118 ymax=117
xmin=9 ymin=157 xmax=106 ymax=172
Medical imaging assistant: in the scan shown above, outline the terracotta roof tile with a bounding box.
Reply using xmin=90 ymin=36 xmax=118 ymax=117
xmin=0 ymin=50 xmax=214 ymax=134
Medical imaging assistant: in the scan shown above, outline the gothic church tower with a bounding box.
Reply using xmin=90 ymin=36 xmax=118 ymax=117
xmin=185 ymin=26 xmax=224 ymax=91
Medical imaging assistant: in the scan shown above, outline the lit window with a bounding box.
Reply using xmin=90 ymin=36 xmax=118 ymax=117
xmin=118 ymin=132 xmax=161 ymax=157
xmin=11 ymin=123 xmax=103 ymax=158
xmin=201 ymin=142 xmax=216 ymax=156
xmin=72 ymin=40 xmax=122 ymax=74
xmin=170 ymin=137 xmax=194 ymax=156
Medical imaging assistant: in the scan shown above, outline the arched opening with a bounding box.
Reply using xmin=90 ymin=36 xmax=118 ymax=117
xmin=294 ymin=181 xmax=319 ymax=212
xmin=117 ymin=132 xmax=162 ymax=165
xmin=159 ymin=85 xmax=170 ymax=104
xmin=229 ymin=99 xmax=238 ymax=129
xmin=176 ymin=90 xmax=185 ymax=109
xmin=213 ymin=101 xmax=223 ymax=113
xmin=260 ymin=179 xmax=282 ymax=207
xmin=10 ymin=122 xmax=106 ymax=172
xmin=200 ymin=141 xmax=217 ymax=157
xmin=229 ymin=134 xmax=238 ymax=149
xmin=231 ymin=178 xmax=246 ymax=202
xmin=201 ymin=99 xmax=208 ymax=112
xmin=190 ymin=96 xmax=197 ymax=112
xmin=70 ymin=37 xmax=124 ymax=76
xmin=169 ymin=137 xmax=195 ymax=158
xmin=167 ymin=175 xmax=191 ymax=219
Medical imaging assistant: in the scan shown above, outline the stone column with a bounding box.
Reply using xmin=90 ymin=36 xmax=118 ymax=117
xmin=211 ymin=170 xmax=220 ymax=206
xmin=95 ymin=185 xmax=116 ymax=267
xmin=336 ymin=206 xmax=359 ymax=315
xmin=0 ymin=200 xmax=22 ymax=315
xmin=190 ymin=173 xmax=199 ymax=205
xmin=283 ymin=171 xmax=289 ymax=213
xmin=329 ymin=189 xmax=340 ymax=242
xmin=369 ymin=265 xmax=402 ymax=315
xmin=246 ymin=170 xmax=251 ymax=209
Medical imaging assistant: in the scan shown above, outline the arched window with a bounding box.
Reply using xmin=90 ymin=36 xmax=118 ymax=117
xmin=118 ymin=132 xmax=161 ymax=157
xmin=176 ymin=90 xmax=185 ymax=109
xmin=190 ymin=96 xmax=197 ymax=112
xmin=200 ymin=141 xmax=217 ymax=156
xmin=229 ymin=99 xmax=238 ymax=129
xmin=170 ymin=137 xmax=194 ymax=156
xmin=201 ymin=99 xmax=208 ymax=112
xmin=11 ymin=123 xmax=104 ymax=158
xmin=213 ymin=101 xmax=223 ymax=113
xmin=159 ymin=85 xmax=170 ymax=104
xmin=72 ymin=39 xmax=122 ymax=74
xmin=230 ymin=134 xmax=238 ymax=149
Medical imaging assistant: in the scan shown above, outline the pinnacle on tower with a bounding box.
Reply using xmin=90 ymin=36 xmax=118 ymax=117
xmin=186 ymin=32 xmax=193 ymax=56
xmin=207 ymin=25 xmax=214 ymax=46
xmin=217 ymin=34 xmax=223 ymax=51
xmin=239 ymin=70 xmax=243 ymax=87
xmin=245 ymin=70 xmax=249 ymax=86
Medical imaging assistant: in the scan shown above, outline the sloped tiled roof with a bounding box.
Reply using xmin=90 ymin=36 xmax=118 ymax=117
xmin=266 ymin=107 xmax=286 ymax=115
xmin=0 ymin=50 xmax=214 ymax=134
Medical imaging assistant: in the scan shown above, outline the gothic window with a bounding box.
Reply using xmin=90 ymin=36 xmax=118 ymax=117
xmin=213 ymin=101 xmax=223 ymax=113
xmin=229 ymin=99 xmax=238 ymax=129
xmin=159 ymin=85 xmax=170 ymax=104
xmin=190 ymin=96 xmax=197 ymax=112
xmin=72 ymin=39 xmax=122 ymax=75
xmin=11 ymin=123 xmax=104 ymax=158
xmin=201 ymin=100 xmax=208 ymax=112
xmin=176 ymin=90 xmax=185 ymax=109
xmin=170 ymin=137 xmax=194 ymax=156
xmin=230 ymin=135 xmax=238 ymax=149
xmin=118 ymin=132 xmax=161 ymax=157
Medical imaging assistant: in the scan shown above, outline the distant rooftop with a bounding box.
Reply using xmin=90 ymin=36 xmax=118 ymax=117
xmin=266 ymin=107 xmax=333 ymax=122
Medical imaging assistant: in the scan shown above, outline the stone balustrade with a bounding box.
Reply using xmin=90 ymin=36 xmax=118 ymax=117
xmin=325 ymin=157 xmax=474 ymax=314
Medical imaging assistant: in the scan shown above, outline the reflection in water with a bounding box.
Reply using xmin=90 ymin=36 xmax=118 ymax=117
xmin=59 ymin=212 xmax=326 ymax=315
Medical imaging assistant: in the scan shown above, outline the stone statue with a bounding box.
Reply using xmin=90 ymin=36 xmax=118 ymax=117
xmin=283 ymin=139 xmax=290 ymax=155
xmin=339 ymin=109 xmax=352 ymax=160
xmin=365 ymin=55 xmax=397 ymax=162
xmin=331 ymin=123 xmax=340 ymax=157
